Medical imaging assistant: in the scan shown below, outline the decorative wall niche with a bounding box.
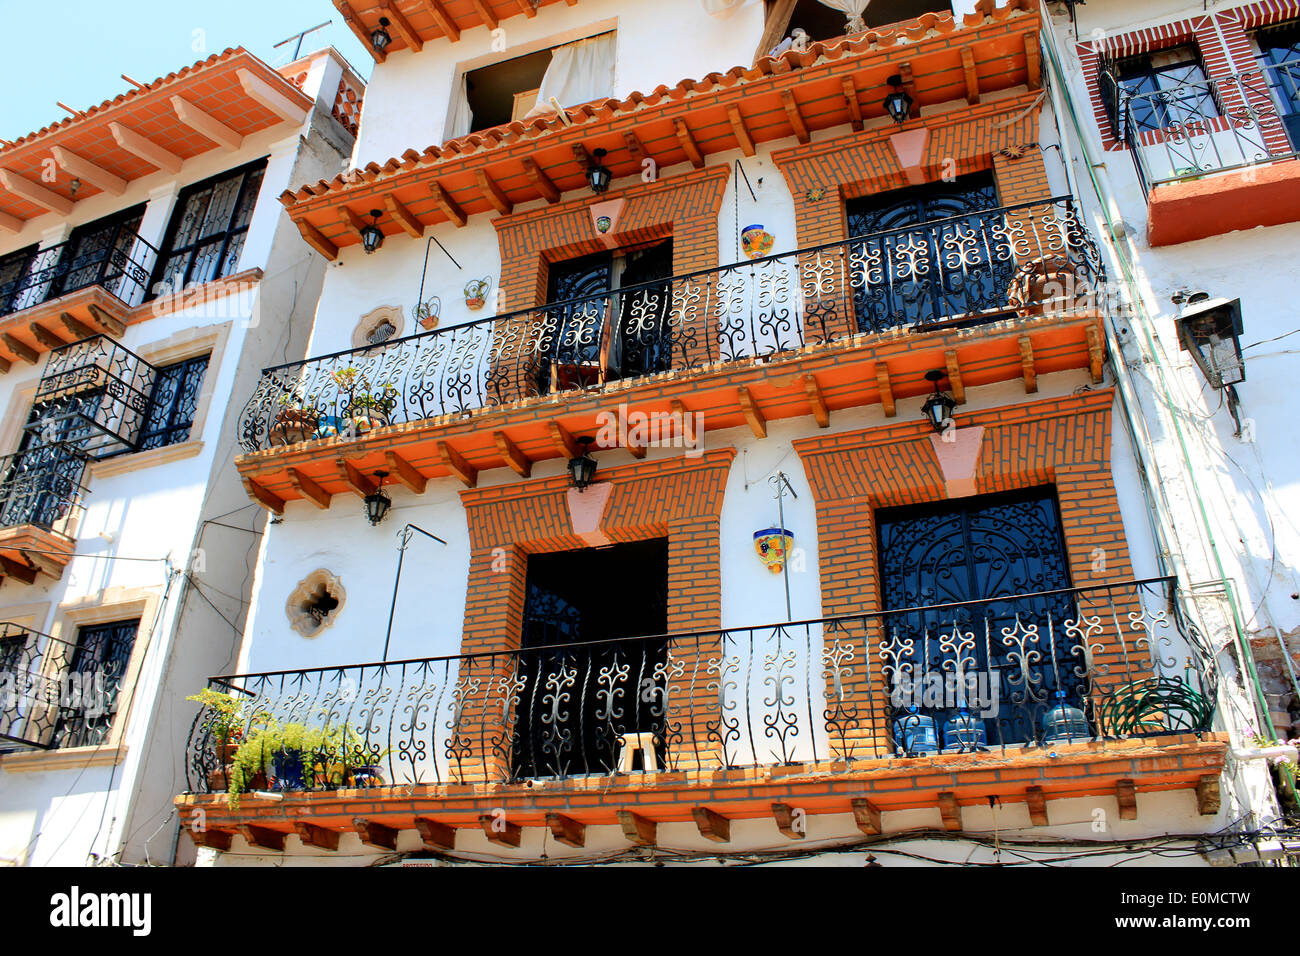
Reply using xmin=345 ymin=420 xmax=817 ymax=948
xmin=286 ymin=569 xmax=346 ymax=638
xmin=351 ymin=305 xmax=405 ymax=349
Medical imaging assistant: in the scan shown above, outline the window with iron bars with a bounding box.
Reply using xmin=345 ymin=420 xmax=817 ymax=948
xmin=1102 ymin=45 xmax=1221 ymax=142
xmin=49 ymin=619 xmax=139 ymax=750
xmin=135 ymin=354 xmax=210 ymax=452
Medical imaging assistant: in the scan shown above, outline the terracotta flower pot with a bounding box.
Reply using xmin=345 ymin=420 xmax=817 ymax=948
xmin=270 ymin=408 xmax=321 ymax=446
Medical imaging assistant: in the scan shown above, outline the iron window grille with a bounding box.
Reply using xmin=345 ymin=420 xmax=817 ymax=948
xmin=135 ymin=354 xmax=210 ymax=452
xmin=1103 ymin=46 xmax=1221 ymax=142
xmin=49 ymin=619 xmax=139 ymax=750
xmin=1256 ymin=20 xmax=1300 ymax=149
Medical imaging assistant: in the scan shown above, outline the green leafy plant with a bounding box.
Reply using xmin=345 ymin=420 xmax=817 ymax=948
xmin=186 ymin=689 xmax=246 ymax=745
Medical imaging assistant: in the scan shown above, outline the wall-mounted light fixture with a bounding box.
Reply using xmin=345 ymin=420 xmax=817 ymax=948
xmin=364 ymin=471 xmax=392 ymax=525
xmin=882 ymin=74 xmax=913 ymax=125
xmin=1173 ymin=291 xmax=1246 ymax=434
xmin=920 ymin=369 xmax=956 ymax=433
xmin=567 ymin=437 xmax=598 ymax=491
xmin=371 ymin=17 xmax=392 ymax=54
xmin=587 ymin=148 xmax=612 ymax=195
xmin=360 ymin=209 xmax=384 ymax=255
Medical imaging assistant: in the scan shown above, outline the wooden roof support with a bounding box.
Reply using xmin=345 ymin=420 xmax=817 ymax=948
xmin=109 ymin=121 xmax=183 ymax=174
xmin=617 ymin=810 xmax=656 ymax=846
xmin=438 ymin=441 xmax=478 ymax=487
xmin=804 ymin=374 xmax=829 ymax=428
xmin=771 ymin=802 xmax=805 ymax=840
xmin=961 ymin=48 xmax=980 ymax=105
xmin=475 ymin=169 xmax=513 ymax=215
xmin=727 ymin=105 xmax=755 ymax=157
xmin=1018 ymin=334 xmax=1037 ymax=393
xmin=623 ymin=130 xmax=646 ymax=160
xmin=493 ymin=430 xmax=532 ymax=477
xmin=620 ymin=407 xmax=647 ymax=459
xmin=87 ymin=304 xmax=126 ymax=336
xmin=58 ymin=312 xmax=95 ymax=341
xmin=296 ymin=220 xmax=338 ymax=261
xmin=236 ymin=67 xmax=309 ymax=125
xmin=516 ymin=0 xmax=537 ymax=18
xmin=673 ymin=118 xmax=705 ymax=169
xmin=0 ymin=210 xmax=23 ymax=234
xmin=1025 ymin=785 xmax=1049 ymax=827
xmin=353 ymin=817 xmax=398 ymax=850
xmin=21 ymin=549 xmax=64 ymax=579
xmin=384 ymin=192 xmax=424 ymax=238
xmin=0 ymin=556 xmax=37 ymax=585
xmin=692 ymin=807 xmax=731 ymax=843
xmin=738 ymin=385 xmax=767 ymax=438
xmin=415 ymin=817 xmax=456 ymax=850
xmin=385 ymin=450 xmax=427 ymax=493
xmin=548 ymin=420 xmax=578 ymax=457
xmin=479 ymin=813 xmax=522 ymax=847
xmin=338 ymin=204 xmax=368 ymax=234
xmin=339 ymin=1 xmax=386 ymax=63
xmin=2 ymin=334 xmax=38 ymax=365
xmin=430 ymin=181 xmax=466 ymax=226
xmin=395 ymin=0 xmax=438 ymax=46
xmin=337 ymin=458 xmax=378 ymax=496
xmin=521 ymin=157 xmax=560 ymax=203
xmin=841 ymin=76 xmax=864 ymax=131
xmin=780 ymin=90 xmax=810 ymax=144
xmin=1196 ymin=774 xmax=1221 ymax=816
xmin=294 ymin=822 xmax=341 ymax=850
xmin=850 ymin=797 xmax=881 ymax=835
xmin=29 ymin=322 xmax=66 ymax=350
xmin=469 ymin=0 xmax=498 ymax=29
xmin=0 ymin=170 xmax=74 ymax=216
xmin=570 ymin=142 xmax=594 ymax=170
xmin=171 ymin=95 xmax=244 ymax=151
xmin=188 ymin=827 xmax=233 ymax=851
xmin=240 ymin=825 xmax=287 ymax=851
xmin=546 ymin=812 xmax=586 ymax=848
xmin=50 ymin=146 xmax=127 ymax=196
xmin=287 ymin=468 xmax=331 ymax=509
xmin=944 ymin=349 xmax=966 ymax=404
xmin=1086 ymin=323 xmax=1105 ymax=383
xmin=897 ymin=63 xmax=921 ymax=118
xmin=243 ymin=477 xmax=285 ymax=514
xmin=875 ymin=362 xmax=896 ymax=417
xmin=1116 ymin=779 xmax=1138 ymax=820
xmin=937 ymin=792 xmax=962 ymax=831
xmin=0 ymin=354 xmax=11 ymax=374
xmin=1025 ymin=34 xmax=1042 ymax=90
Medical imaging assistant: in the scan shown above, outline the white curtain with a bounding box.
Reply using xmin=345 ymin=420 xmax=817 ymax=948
xmin=817 ymin=0 xmax=870 ymax=33
xmin=450 ymin=72 xmax=473 ymax=137
xmin=525 ymin=33 xmax=617 ymax=118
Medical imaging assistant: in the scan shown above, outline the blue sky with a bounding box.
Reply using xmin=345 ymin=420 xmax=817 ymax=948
xmin=0 ymin=0 xmax=372 ymax=142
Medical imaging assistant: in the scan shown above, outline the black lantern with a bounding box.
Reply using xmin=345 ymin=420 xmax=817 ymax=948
xmin=587 ymin=148 xmax=612 ymax=194
xmin=567 ymin=437 xmax=598 ymax=491
xmin=1174 ymin=293 xmax=1245 ymax=389
xmin=882 ymin=74 xmax=913 ymax=125
xmin=920 ymin=370 xmax=956 ymax=433
xmin=360 ymin=209 xmax=384 ymax=255
xmin=364 ymin=471 xmax=392 ymax=525
xmin=371 ymin=17 xmax=392 ymax=54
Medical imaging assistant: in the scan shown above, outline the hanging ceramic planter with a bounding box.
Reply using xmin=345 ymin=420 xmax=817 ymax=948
xmin=412 ymin=296 xmax=441 ymax=330
xmin=741 ymin=224 xmax=774 ymax=260
xmin=464 ymin=276 xmax=491 ymax=310
xmin=753 ymin=527 xmax=794 ymax=574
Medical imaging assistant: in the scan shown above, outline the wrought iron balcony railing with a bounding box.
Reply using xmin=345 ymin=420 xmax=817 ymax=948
xmin=236 ymin=196 xmax=1104 ymax=452
xmin=1110 ymin=59 xmax=1300 ymax=195
xmin=0 ymin=225 xmax=159 ymax=319
xmin=184 ymin=576 xmax=1216 ymax=795
xmin=0 ymin=445 xmax=88 ymax=532
xmin=0 ymin=622 xmax=115 ymax=752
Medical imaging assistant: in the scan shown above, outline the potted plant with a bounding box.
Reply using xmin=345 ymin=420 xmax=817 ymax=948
xmin=186 ymin=688 xmax=247 ymax=788
xmin=344 ymin=383 xmax=398 ymax=436
xmin=270 ymin=391 xmax=320 ymax=446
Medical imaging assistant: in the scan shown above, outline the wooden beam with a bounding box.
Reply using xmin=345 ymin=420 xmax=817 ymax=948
xmin=804 ymin=374 xmax=829 ymax=428
xmin=0 ymin=210 xmax=23 ymax=233
xmin=673 ymin=118 xmax=705 ymax=169
xmin=29 ymin=322 xmax=65 ymax=350
xmin=338 ymin=1 xmax=386 ymax=62
xmin=516 ymin=0 xmax=537 ymax=17
xmin=1087 ymin=323 xmax=1105 ymax=383
xmin=188 ymin=827 xmax=233 ymax=851
xmin=726 ymin=105 xmax=755 ymax=157
xmin=937 ymin=792 xmax=962 ymax=832
xmin=438 ymin=441 xmax=478 ymax=487
xmin=1025 ymin=786 xmax=1049 ymax=827
xmin=0 ymin=556 xmax=37 ymax=585
xmin=353 ymin=817 xmax=398 ymax=850
xmin=1116 ymin=779 xmax=1138 ymax=820
xmin=620 ymin=407 xmax=646 ymax=459
xmin=771 ymin=803 xmax=805 ymax=840
xmin=385 ymin=451 xmax=427 ymax=494
xmin=0 ymin=354 xmax=11 ymax=374
xmin=287 ymin=468 xmax=332 ymax=509
xmin=475 ymin=169 xmax=512 ymax=215
xmin=415 ymin=817 xmax=456 ymax=850
xmin=548 ymin=420 xmax=578 ymax=458
xmin=569 ymin=142 xmax=594 ymax=171
xmin=429 ymin=181 xmax=466 ymax=227
xmin=897 ymin=62 xmax=921 ymax=118
xmin=171 ymin=95 xmax=244 ymax=151
xmin=479 ymin=813 xmax=522 ymax=847
xmin=240 ymin=825 xmax=287 ymax=851
xmin=337 ymin=458 xmax=378 ymax=496
xmin=86 ymin=304 xmax=126 ymax=336
xmin=780 ymin=89 xmax=810 ymax=144
xmin=850 ymin=798 xmax=881 ymax=835
xmin=841 ymin=76 xmax=864 ymax=131
xmin=2 ymin=334 xmax=38 ymax=365
xmin=296 ymin=219 xmax=338 ymax=261
xmin=623 ymin=130 xmax=646 ymax=159
xmin=338 ymin=204 xmax=368 ymax=234
xmin=1025 ymin=34 xmax=1042 ymax=90
xmin=1196 ymin=774 xmax=1221 ymax=816
xmin=293 ymin=822 xmax=340 ymax=850
xmin=236 ymin=67 xmax=309 ymax=124
xmin=0 ymin=170 xmax=74 ymax=215
xmin=58 ymin=312 xmax=96 ymax=341
xmin=384 ymin=193 xmax=424 ymax=239
xmin=50 ymin=146 xmax=127 ymax=196
xmin=875 ymin=363 xmax=896 ymax=417
xmin=1018 ymin=334 xmax=1038 ymax=393
xmin=617 ymin=810 xmax=656 ymax=846
xmin=493 ymin=430 xmax=531 ymax=477
xmin=737 ymin=385 xmax=767 ymax=438
xmin=21 ymin=550 xmax=64 ymax=579
xmin=522 ymin=157 xmax=560 ymax=203
xmin=469 ymin=0 xmax=498 ymax=29
xmin=243 ymin=477 xmax=285 ymax=514
xmin=944 ymin=349 xmax=966 ymax=404
xmin=109 ymin=122 xmax=183 ymax=174
xmin=960 ymin=47 xmax=980 ymax=105
xmin=692 ymin=807 xmax=731 ymax=843
xmin=398 ymin=0 xmax=441 ymax=46
xmin=546 ymin=812 xmax=586 ymax=848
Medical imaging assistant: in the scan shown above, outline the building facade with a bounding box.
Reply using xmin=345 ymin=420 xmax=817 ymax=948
xmin=167 ymin=0 xmax=1294 ymax=866
xmin=0 ymin=47 xmax=362 ymax=866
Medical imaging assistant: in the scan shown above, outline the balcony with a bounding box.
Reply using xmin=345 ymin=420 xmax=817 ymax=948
xmin=0 ymin=622 xmax=103 ymax=752
xmin=0 ymin=227 xmax=158 ymax=371
xmin=0 ymin=445 xmax=87 ymax=583
xmin=178 ymin=577 xmax=1227 ymax=851
xmin=236 ymin=196 xmax=1109 ymax=509
xmin=1115 ymin=60 xmax=1300 ymax=245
